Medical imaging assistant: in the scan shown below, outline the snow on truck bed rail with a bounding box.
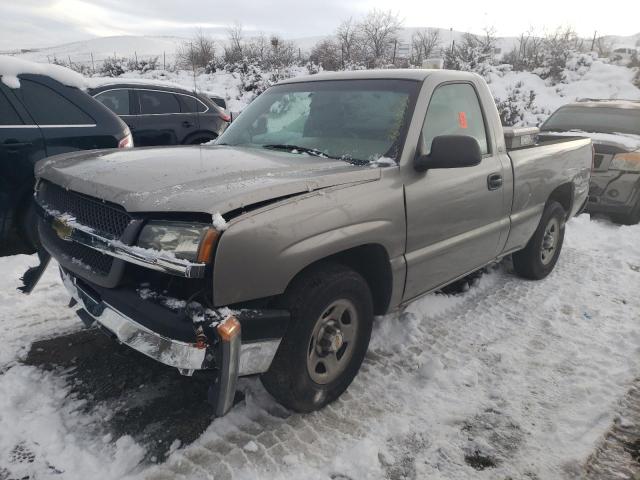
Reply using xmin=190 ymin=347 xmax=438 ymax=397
xmin=0 ymin=55 xmax=86 ymax=89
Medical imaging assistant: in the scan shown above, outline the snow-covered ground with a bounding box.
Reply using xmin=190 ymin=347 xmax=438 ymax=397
xmin=1 ymin=214 xmax=639 ymax=479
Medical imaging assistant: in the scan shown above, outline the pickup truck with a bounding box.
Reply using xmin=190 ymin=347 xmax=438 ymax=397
xmin=28 ymin=70 xmax=592 ymax=416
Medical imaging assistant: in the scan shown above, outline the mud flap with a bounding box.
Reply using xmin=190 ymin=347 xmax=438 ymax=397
xmin=18 ymin=248 xmax=51 ymax=294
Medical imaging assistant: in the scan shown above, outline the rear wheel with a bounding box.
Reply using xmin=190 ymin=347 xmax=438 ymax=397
xmin=261 ymin=263 xmax=373 ymax=412
xmin=513 ymin=201 xmax=566 ymax=280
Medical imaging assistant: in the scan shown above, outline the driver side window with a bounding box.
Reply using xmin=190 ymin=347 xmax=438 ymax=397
xmin=421 ymin=83 xmax=489 ymax=155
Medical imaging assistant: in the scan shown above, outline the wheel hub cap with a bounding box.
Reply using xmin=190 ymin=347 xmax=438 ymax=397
xmin=540 ymin=217 xmax=560 ymax=265
xmin=307 ymin=299 xmax=358 ymax=385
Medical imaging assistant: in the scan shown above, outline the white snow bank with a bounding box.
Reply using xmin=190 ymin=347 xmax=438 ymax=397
xmin=544 ymin=130 xmax=640 ymax=151
xmin=0 ymin=55 xmax=86 ymax=89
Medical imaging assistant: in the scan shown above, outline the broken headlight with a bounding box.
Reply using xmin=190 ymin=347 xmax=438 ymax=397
xmin=137 ymin=221 xmax=219 ymax=263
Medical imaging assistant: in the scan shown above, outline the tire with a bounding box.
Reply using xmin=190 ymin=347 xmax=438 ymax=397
xmin=261 ymin=263 xmax=374 ymax=413
xmin=513 ymin=201 xmax=566 ymax=280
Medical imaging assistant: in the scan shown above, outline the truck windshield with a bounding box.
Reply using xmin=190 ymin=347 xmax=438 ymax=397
xmin=216 ymin=79 xmax=420 ymax=164
xmin=541 ymin=106 xmax=640 ymax=136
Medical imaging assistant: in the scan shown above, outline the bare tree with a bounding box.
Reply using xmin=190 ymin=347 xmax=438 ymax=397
xmin=359 ymin=9 xmax=403 ymax=65
xmin=336 ymin=18 xmax=363 ymax=65
xmin=245 ymin=33 xmax=269 ymax=64
xmin=592 ymin=36 xmax=613 ymax=57
xmin=224 ymin=21 xmax=244 ymax=63
xmin=177 ymin=29 xmax=215 ymax=70
xmin=411 ymin=28 xmax=440 ymax=65
xmin=310 ymin=39 xmax=341 ymax=71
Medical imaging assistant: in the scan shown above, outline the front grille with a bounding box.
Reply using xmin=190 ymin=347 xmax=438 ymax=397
xmin=38 ymin=181 xmax=131 ymax=238
xmin=41 ymin=224 xmax=114 ymax=275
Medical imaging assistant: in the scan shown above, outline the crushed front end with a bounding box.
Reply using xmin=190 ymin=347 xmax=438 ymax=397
xmin=32 ymin=179 xmax=289 ymax=416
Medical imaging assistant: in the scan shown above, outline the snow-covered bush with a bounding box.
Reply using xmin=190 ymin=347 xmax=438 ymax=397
xmin=100 ymin=56 xmax=127 ymax=77
xmin=127 ymin=56 xmax=159 ymax=74
xmin=443 ymin=30 xmax=497 ymax=75
xmin=494 ymin=82 xmax=549 ymax=126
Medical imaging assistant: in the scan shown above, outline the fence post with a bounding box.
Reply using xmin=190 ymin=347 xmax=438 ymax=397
xmin=163 ymin=51 xmax=166 ymax=70
xmin=91 ymin=52 xmax=95 ymax=74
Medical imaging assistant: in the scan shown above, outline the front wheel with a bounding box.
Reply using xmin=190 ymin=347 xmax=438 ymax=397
xmin=261 ymin=263 xmax=373 ymax=413
xmin=513 ymin=201 xmax=566 ymax=280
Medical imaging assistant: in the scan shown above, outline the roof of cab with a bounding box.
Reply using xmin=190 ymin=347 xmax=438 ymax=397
xmin=277 ymin=68 xmax=482 ymax=85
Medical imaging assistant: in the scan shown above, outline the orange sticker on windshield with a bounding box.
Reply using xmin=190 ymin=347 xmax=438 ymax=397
xmin=458 ymin=112 xmax=468 ymax=129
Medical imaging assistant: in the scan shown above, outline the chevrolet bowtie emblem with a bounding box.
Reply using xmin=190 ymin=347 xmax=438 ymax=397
xmin=52 ymin=217 xmax=73 ymax=241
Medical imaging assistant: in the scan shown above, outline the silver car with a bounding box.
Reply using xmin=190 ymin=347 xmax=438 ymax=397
xmin=541 ymin=99 xmax=640 ymax=224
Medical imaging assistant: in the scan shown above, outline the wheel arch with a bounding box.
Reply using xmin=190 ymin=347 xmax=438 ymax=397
xmin=283 ymin=243 xmax=394 ymax=316
xmin=182 ymin=130 xmax=217 ymax=145
xmin=547 ymin=182 xmax=574 ymax=219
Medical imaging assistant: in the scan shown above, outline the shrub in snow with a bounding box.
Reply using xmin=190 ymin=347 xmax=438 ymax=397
xmin=494 ymin=82 xmax=549 ymax=127
xmin=442 ymin=30 xmax=497 ymax=76
xmin=127 ymin=56 xmax=159 ymax=74
xmin=100 ymin=56 xmax=128 ymax=77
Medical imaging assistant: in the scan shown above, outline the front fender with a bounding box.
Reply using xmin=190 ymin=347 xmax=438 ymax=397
xmin=212 ymin=176 xmax=406 ymax=306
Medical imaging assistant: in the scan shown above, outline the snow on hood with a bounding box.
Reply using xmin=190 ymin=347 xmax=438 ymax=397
xmin=0 ymin=55 xmax=86 ymax=89
xmin=35 ymin=145 xmax=381 ymax=215
xmin=544 ymin=130 xmax=640 ymax=151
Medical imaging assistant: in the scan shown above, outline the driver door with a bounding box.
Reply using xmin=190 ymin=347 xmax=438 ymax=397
xmin=403 ymin=82 xmax=508 ymax=301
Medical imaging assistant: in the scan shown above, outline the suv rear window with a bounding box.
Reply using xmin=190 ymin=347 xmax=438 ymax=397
xmin=19 ymin=79 xmax=94 ymax=125
xmin=138 ymin=90 xmax=180 ymax=114
xmin=179 ymin=95 xmax=208 ymax=113
xmin=541 ymin=106 xmax=640 ymax=136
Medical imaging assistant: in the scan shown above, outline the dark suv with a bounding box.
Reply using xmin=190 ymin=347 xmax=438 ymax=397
xmin=0 ymin=73 xmax=132 ymax=257
xmin=89 ymin=83 xmax=230 ymax=146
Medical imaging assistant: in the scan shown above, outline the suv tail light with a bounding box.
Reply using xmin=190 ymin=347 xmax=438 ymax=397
xmin=118 ymin=129 xmax=134 ymax=149
xmin=590 ymin=143 xmax=595 ymax=172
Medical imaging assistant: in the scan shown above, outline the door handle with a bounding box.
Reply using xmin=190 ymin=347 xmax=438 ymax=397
xmin=2 ymin=141 xmax=31 ymax=150
xmin=487 ymin=173 xmax=503 ymax=190
xmin=182 ymin=121 xmax=193 ymax=128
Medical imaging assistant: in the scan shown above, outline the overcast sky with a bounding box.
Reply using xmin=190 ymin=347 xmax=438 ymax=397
xmin=1 ymin=0 xmax=638 ymax=50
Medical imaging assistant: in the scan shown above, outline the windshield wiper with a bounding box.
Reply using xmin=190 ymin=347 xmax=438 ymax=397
xmin=262 ymin=144 xmax=340 ymax=160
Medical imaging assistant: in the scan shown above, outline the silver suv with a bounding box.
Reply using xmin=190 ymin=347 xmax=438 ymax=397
xmin=541 ymin=99 xmax=640 ymax=224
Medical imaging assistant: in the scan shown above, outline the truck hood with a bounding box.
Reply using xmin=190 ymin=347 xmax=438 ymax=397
xmin=35 ymin=145 xmax=381 ymax=214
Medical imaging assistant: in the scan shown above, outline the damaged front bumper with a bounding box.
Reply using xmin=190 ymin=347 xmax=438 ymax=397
xmin=60 ymin=268 xmax=289 ymax=416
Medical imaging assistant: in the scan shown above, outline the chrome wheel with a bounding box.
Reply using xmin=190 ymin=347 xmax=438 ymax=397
xmin=540 ymin=217 xmax=560 ymax=265
xmin=307 ymin=299 xmax=358 ymax=384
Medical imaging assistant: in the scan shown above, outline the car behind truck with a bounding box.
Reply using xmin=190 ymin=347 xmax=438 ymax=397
xmin=27 ymin=70 xmax=593 ymax=416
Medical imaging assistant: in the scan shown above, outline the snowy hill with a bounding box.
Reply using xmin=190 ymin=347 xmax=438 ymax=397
xmin=11 ymin=35 xmax=187 ymax=67
xmin=7 ymin=31 xmax=639 ymax=66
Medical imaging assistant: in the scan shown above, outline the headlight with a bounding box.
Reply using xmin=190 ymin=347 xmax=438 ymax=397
xmin=137 ymin=221 xmax=219 ymax=263
xmin=610 ymin=151 xmax=640 ymax=172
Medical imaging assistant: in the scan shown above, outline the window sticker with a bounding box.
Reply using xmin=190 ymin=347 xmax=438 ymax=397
xmin=458 ymin=111 xmax=468 ymax=129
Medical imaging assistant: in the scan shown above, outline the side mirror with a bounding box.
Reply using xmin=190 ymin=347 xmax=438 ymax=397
xmin=414 ymin=135 xmax=482 ymax=172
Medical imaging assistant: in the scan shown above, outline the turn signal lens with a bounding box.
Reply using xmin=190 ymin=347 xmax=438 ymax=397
xmin=118 ymin=130 xmax=134 ymax=148
xmin=217 ymin=316 xmax=241 ymax=342
xmin=196 ymin=228 xmax=220 ymax=263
